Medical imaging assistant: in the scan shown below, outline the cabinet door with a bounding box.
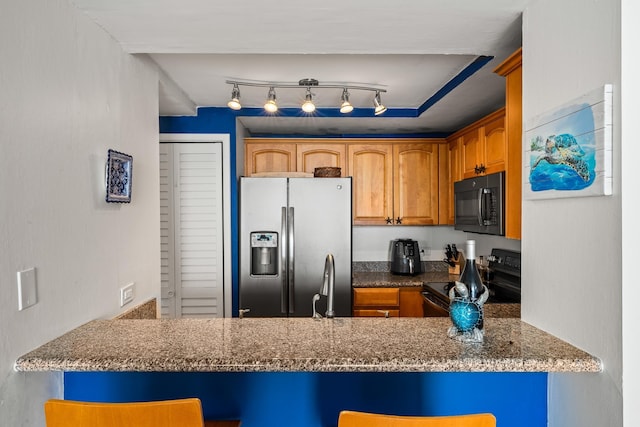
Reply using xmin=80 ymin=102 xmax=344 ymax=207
xmin=448 ymin=138 xmax=463 ymax=224
xmin=245 ymin=143 xmax=296 ymax=175
xmin=296 ymin=143 xmax=346 ymax=174
xmin=483 ymin=115 xmax=506 ymax=175
xmin=348 ymin=144 xmax=393 ymax=225
xmin=399 ymin=288 xmax=424 ymax=317
xmin=461 ymin=128 xmax=483 ymax=178
xmin=393 ymin=143 xmax=439 ymax=225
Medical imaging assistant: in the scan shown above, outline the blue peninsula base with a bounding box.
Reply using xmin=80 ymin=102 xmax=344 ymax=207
xmin=65 ymin=372 xmax=547 ymax=427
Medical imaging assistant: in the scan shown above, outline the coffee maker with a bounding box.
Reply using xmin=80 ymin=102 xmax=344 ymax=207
xmin=390 ymin=239 xmax=422 ymax=275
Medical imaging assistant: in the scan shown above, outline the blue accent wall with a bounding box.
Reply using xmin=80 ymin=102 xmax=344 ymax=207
xmin=65 ymin=372 xmax=547 ymax=427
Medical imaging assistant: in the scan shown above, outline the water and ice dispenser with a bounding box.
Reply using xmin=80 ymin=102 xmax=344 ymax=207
xmin=250 ymin=232 xmax=278 ymax=276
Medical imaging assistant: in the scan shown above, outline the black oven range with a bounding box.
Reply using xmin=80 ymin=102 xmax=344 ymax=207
xmin=422 ymin=248 xmax=521 ymax=316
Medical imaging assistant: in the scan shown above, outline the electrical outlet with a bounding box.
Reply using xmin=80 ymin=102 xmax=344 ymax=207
xmin=120 ymin=283 xmax=135 ymax=307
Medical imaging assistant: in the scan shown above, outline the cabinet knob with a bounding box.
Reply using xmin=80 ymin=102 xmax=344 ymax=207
xmin=395 ymin=217 xmax=402 ymax=224
xmin=376 ymin=310 xmax=390 ymax=318
xmin=385 ymin=217 xmax=393 ymax=224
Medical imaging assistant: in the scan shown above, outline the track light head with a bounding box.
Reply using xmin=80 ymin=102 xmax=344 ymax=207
xmin=227 ymin=84 xmax=242 ymax=110
xmin=373 ymin=91 xmax=387 ymax=115
xmin=340 ymin=88 xmax=354 ymax=114
xmin=264 ymin=87 xmax=278 ymax=113
xmin=301 ymin=88 xmax=316 ymax=113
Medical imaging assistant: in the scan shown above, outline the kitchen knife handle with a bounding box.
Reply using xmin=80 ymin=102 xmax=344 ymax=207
xmin=288 ymin=206 xmax=295 ymax=314
xmin=281 ymin=207 xmax=287 ymax=314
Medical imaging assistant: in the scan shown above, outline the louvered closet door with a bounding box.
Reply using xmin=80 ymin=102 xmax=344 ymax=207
xmin=160 ymin=143 xmax=224 ymax=318
xmin=159 ymin=144 xmax=176 ymax=317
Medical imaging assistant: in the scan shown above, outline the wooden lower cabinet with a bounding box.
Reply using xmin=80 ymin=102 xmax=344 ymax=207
xmin=353 ymin=287 xmax=423 ymax=317
xmin=398 ymin=287 xmax=424 ymax=317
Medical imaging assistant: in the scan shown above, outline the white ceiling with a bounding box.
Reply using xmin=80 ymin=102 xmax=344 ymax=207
xmin=70 ymin=0 xmax=528 ymax=135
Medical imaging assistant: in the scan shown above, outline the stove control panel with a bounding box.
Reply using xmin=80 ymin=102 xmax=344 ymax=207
xmin=488 ymin=248 xmax=521 ymax=277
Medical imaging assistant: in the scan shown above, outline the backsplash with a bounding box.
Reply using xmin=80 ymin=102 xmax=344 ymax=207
xmin=353 ymin=261 xmax=448 ymax=273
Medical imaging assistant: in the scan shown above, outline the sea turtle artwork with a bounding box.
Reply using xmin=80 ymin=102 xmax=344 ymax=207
xmin=532 ymin=134 xmax=590 ymax=181
xmin=447 ymin=281 xmax=489 ymax=343
xmin=529 ymin=133 xmax=596 ymax=192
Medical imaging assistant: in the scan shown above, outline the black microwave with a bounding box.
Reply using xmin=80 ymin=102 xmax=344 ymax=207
xmin=453 ymin=171 xmax=505 ymax=235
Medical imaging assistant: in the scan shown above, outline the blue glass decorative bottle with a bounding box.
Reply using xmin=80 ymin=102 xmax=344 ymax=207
xmin=448 ymin=240 xmax=486 ymax=342
xmin=459 ymin=240 xmax=484 ymax=302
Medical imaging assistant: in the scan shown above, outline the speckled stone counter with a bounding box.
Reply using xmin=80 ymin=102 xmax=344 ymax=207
xmin=352 ymin=271 xmax=454 ymax=287
xmin=15 ymin=317 xmax=600 ymax=373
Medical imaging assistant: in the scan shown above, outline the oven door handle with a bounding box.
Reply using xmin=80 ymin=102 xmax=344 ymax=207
xmin=422 ymin=292 xmax=450 ymax=317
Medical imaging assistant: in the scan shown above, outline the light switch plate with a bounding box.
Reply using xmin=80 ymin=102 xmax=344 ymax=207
xmin=120 ymin=283 xmax=135 ymax=307
xmin=17 ymin=268 xmax=37 ymax=311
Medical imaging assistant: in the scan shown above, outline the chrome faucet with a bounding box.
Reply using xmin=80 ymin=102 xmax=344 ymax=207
xmin=319 ymin=253 xmax=335 ymax=318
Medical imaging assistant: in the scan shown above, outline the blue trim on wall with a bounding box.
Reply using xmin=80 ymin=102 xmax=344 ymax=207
xmin=65 ymin=372 xmax=547 ymax=427
xmin=417 ymin=56 xmax=494 ymax=116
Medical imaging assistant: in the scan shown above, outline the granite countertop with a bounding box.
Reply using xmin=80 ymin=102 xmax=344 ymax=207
xmin=15 ymin=317 xmax=601 ymax=373
xmin=352 ymin=271 xmax=454 ymax=287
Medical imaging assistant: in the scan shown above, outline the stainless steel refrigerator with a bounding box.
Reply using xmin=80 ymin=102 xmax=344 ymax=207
xmin=239 ymin=177 xmax=352 ymax=317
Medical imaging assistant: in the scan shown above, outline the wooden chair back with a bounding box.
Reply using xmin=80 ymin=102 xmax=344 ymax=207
xmin=44 ymin=398 xmax=204 ymax=427
xmin=338 ymin=410 xmax=496 ymax=427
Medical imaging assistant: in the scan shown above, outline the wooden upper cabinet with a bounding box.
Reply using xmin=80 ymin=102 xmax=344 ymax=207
xmin=459 ymin=109 xmax=506 ymax=178
xmin=461 ymin=128 xmax=483 ymax=178
xmin=245 ymin=143 xmax=296 ymax=175
xmin=494 ymin=48 xmax=522 ymax=240
xmin=296 ymin=143 xmax=347 ymax=174
xmin=483 ymin=114 xmax=507 ymax=175
xmin=393 ymin=143 xmax=439 ymax=225
xmin=446 ymin=138 xmax=463 ymax=225
xmin=245 ymin=138 xmax=446 ymax=227
xmin=348 ymin=144 xmax=394 ymax=225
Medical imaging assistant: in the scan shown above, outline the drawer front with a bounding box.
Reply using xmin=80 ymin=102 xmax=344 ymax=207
xmin=353 ymin=288 xmax=400 ymax=306
xmin=352 ymin=309 xmax=400 ymax=317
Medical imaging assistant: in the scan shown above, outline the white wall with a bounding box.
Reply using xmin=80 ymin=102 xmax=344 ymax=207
xmin=522 ymin=1 xmax=622 ymax=425
xmin=353 ymin=226 xmax=520 ymax=262
xmin=0 ymin=1 xmax=161 ymax=425
xmin=621 ymin=0 xmax=640 ymax=424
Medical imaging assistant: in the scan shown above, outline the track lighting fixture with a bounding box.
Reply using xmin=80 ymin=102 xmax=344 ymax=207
xmin=339 ymin=88 xmax=354 ymax=114
xmin=225 ymin=78 xmax=387 ymax=115
xmin=264 ymin=87 xmax=278 ymax=113
xmin=227 ymin=84 xmax=241 ymax=110
xmin=373 ymin=91 xmax=387 ymax=116
xmin=301 ymin=88 xmax=316 ymax=113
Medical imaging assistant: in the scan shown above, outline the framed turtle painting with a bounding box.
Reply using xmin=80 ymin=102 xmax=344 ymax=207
xmin=105 ymin=149 xmax=133 ymax=203
xmin=524 ymin=84 xmax=612 ymax=200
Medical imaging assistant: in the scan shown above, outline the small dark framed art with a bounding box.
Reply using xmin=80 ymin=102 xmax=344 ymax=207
xmin=105 ymin=149 xmax=133 ymax=203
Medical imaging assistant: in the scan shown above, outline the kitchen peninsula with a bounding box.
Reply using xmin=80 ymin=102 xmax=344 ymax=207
xmin=16 ymin=317 xmax=599 ymax=427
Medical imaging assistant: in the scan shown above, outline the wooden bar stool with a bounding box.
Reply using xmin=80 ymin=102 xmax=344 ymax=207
xmin=44 ymin=398 xmax=205 ymax=427
xmin=338 ymin=410 xmax=496 ymax=427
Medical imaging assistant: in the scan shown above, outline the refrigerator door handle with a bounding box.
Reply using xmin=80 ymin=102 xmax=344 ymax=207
xmin=280 ymin=207 xmax=288 ymax=314
xmin=288 ymin=206 xmax=295 ymax=314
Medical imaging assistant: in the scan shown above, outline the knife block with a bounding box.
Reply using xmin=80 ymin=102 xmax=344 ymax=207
xmin=448 ymin=254 xmax=463 ymax=275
